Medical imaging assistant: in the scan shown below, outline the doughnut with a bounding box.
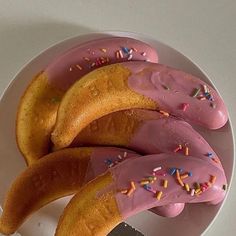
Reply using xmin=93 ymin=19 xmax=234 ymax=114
xmin=16 ymin=37 xmax=158 ymax=165
xmin=51 ymin=62 xmax=228 ymax=150
xmin=55 ymin=153 xmax=227 ymax=236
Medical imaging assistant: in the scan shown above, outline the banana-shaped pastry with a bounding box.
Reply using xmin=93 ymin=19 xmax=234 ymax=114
xmin=16 ymin=37 xmax=158 ymax=165
xmin=72 ymin=109 xmax=224 ymax=169
xmin=56 ymin=153 xmax=227 ymax=236
xmin=0 ymin=147 xmax=138 ymax=235
xmin=0 ymin=147 xmax=183 ymax=234
xmin=73 ymin=108 xmax=225 ymax=217
xmin=5 ymin=108 xmax=223 ymax=234
xmin=52 ymin=62 xmax=228 ymax=150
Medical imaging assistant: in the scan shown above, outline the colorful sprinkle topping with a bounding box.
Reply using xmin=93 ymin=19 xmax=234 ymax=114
xmin=180 ymin=173 xmax=189 ymax=179
xmin=75 ymin=64 xmax=83 ymax=70
xmin=156 ymin=191 xmax=163 ymax=200
xmin=169 ymin=168 xmax=176 ymax=175
xmin=206 ymin=152 xmax=213 ymax=157
xmin=163 ymin=179 xmax=168 ymax=188
xmin=174 ymin=144 xmax=182 ymax=153
xmin=184 ymin=146 xmax=189 ymax=156
xmin=210 ymin=103 xmax=216 ymax=108
xmin=184 ymin=183 xmax=190 ymax=192
xmin=153 ymin=166 xmax=162 ymax=172
xmin=159 ymin=110 xmax=170 ymax=117
xmin=141 ymin=52 xmax=146 ymax=56
xmin=210 ymin=175 xmax=216 ymax=184
xmin=192 ymin=88 xmax=201 ymax=97
xmin=182 ymin=103 xmax=189 ymax=111
xmin=122 ymin=47 xmax=130 ymax=54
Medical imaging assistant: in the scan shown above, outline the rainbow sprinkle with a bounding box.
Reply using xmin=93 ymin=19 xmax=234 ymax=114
xmin=190 ymin=188 xmax=195 ymax=196
xmin=206 ymin=152 xmax=213 ymax=157
xmin=140 ymin=180 xmax=150 ymax=185
xmin=141 ymin=52 xmax=146 ymax=56
xmin=127 ymin=181 xmax=136 ymax=197
xmin=184 ymin=146 xmax=189 ymax=156
xmin=127 ymin=188 xmax=135 ymax=197
xmin=192 ymin=88 xmax=201 ymax=97
xmin=100 ymin=48 xmax=107 ymax=53
xmin=163 ymin=179 xmax=168 ymax=188
xmin=174 ymin=144 xmax=182 ymax=153
xmin=159 ymin=110 xmax=170 ymax=117
xmin=143 ymin=184 xmax=156 ymax=194
xmin=83 ymin=57 xmax=90 ymax=61
xmin=75 ymin=64 xmax=83 ymax=70
xmin=128 ymin=54 xmax=133 ymax=60
xmin=182 ymin=103 xmax=189 ymax=111
xmin=153 ymin=166 xmax=162 ymax=172
xmin=185 ymin=183 xmax=190 ymax=192
xmin=169 ymin=168 xmax=176 ymax=175
xmin=120 ymin=190 xmax=128 ymax=194
xmin=210 ymin=175 xmax=216 ymax=184
xmin=210 ymin=103 xmax=216 ymax=108
xmin=122 ymin=47 xmax=130 ymax=54
xmin=180 ymin=173 xmax=189 ymax=179
xmin=156 ymin=191 xmax=163 ymax=200
xmin=119 ymin=50 xmax=123 ymax=58
xmin=212 ymin=158 xmax=220 ymax=164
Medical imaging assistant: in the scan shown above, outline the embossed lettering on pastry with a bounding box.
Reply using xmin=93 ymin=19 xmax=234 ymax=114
xmin=55 ymin=154 xmax=227 ymax=236
xmin=52 ymin=62 xmax=228 ymax=150
xmin=73 ymin=108 xmax=225 ymax=217
xmin=3 ymin=108 xmax=224 ymax=234
xmin=0 ymin=147 xmax=139 ymax=235
xmin=16 ymin=37 xmax=158 ymax=165
xmin=72 ymin=109 xmax=224 ymax=169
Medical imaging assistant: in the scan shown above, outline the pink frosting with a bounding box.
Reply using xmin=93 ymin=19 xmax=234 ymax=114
xmin=149 ymin=203 xmax=185 ymax=218
xmin=86 ymin=147 xmax=139 ymax=182
xmin=124 ymin=62 xmax=228 ymax=129
xmin=45 ymin=37 xmax=158 ymax=90
xmin=83 ymin=110 xmax=225 ymax=218
xmin=86 ymin=147 xmax=183 ymax=218
xmin=128 ymin=111 xmax=223 ymax=170
xmin=109 ymin=154 xmax=227 ymax=219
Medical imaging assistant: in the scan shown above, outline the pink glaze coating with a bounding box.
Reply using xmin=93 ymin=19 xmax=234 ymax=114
xmin=85 ymin=110 xmax=225 ymax=217
xmin=149 ymin=203 xmax=185 ymax=218
xmin=45 ymin=37 xmax=158 ymax=90
xmin=87 ymin=147 xmax=183 ymax=217
xmin=109 ymin=154 xmax=227 ymax=219
xmin=123 ymin=62 xmax=228 ymax=129
xmin=128 ymin=111 xmax=223 ymax=170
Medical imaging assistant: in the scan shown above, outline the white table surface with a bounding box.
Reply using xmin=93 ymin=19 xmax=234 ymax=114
xmin=0 ymin=0 xmax=235 ymax=235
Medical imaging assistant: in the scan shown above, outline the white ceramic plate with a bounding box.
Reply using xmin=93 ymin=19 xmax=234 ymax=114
xmin=0 ymin=32 xmax=234 ymax=236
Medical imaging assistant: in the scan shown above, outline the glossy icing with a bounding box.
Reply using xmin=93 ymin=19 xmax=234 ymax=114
xmin=124 ymin=62 xmax=228 ymax=129
xmin=149 ymin=203 xmax=185 ymax=218
xmin=109 ymin=154 xmax=226 ymax=219
xmin=46 ymin=37 xmax=158 ymax=90
xmin=88 ymin=147 xmax=183 ymax=217
xmin=128 ymin=113 xmax=223 ymax=170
